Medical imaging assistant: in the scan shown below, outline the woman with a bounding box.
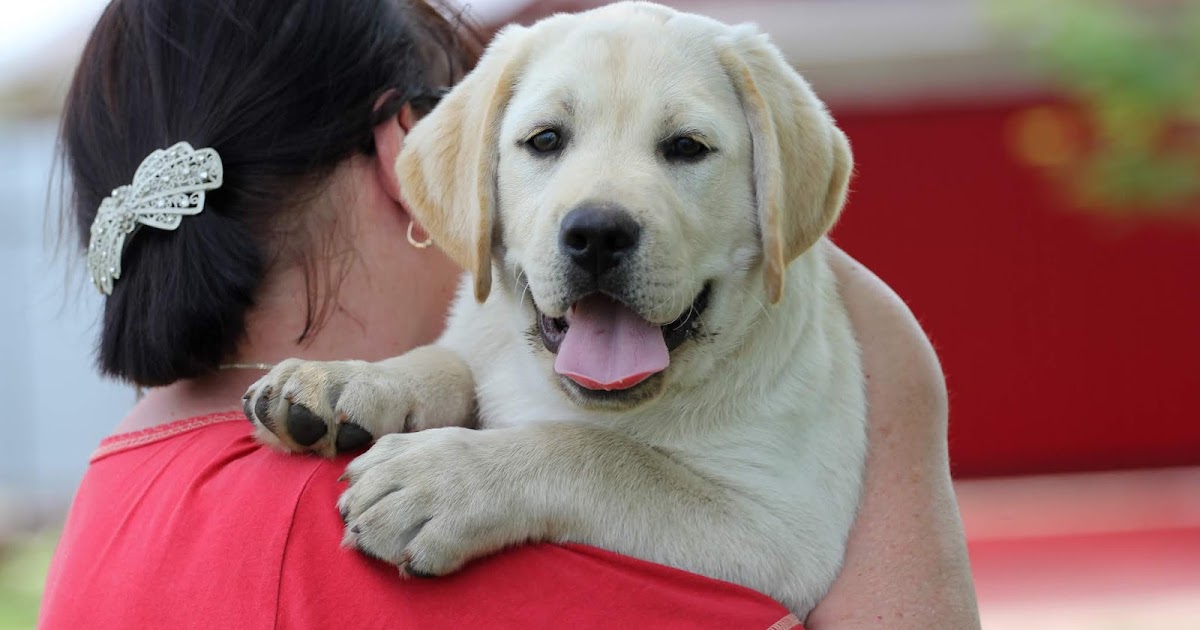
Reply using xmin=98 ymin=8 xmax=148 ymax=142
xmin=39 ymin=0 xmax=979 ymax=628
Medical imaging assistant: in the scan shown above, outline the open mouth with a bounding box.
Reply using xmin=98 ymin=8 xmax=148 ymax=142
xmin=537 ymin=283 xmax=711 ymax=392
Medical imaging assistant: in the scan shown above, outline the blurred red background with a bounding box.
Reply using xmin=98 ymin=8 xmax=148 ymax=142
xmin=830 ymin=99 xmax=1200 ymax=478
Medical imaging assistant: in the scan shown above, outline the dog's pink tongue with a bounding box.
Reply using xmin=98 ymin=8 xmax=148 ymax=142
xmin=554 ymin=294 xmax=669 ymax=391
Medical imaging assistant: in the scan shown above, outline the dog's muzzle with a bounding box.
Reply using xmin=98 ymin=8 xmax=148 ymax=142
xmin=531 ymin=202 xmax=710 ymax=393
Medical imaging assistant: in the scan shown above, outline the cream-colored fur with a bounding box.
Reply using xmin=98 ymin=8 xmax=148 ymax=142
xmin=245 ymin=2 xmax=865 ymax=617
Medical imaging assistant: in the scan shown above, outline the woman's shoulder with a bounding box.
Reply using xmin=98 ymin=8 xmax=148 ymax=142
xmin=826 ymin=243 xmax=948 ymax=431
xmin=812 ymin=244 xmax=980 ymax=628
xmin=45 ymin=413 xmax=803 ymax=629
xmin=43 ymin=412 xmax=335 ymax=629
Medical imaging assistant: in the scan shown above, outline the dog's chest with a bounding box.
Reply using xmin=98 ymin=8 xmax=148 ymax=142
xmin=473 ymin=351 xmax=586 ymax=429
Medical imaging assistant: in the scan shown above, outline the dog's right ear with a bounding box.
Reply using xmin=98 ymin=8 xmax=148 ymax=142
xmin=396 ymin=25 xmax=532 ymax=302
xmin=719 ymin=26 xmax=853 ymax=304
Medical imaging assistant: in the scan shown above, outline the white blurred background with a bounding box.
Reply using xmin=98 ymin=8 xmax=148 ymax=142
xmin=0 ymin=0 xmax=131 ymax=524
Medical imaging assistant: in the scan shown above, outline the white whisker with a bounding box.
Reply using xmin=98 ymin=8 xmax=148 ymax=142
xmin=737 ymin=282 xmax=772 ymax=325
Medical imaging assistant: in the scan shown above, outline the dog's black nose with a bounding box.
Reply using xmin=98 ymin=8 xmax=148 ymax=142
xmin=559 ymin=205 xmax=641 ymax=277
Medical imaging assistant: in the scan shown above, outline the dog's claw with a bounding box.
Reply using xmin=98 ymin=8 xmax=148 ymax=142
xmin=254 ymin=392 xmax=273 ymax=429
xmin=405 ymin=566 xmax=437 ymax=579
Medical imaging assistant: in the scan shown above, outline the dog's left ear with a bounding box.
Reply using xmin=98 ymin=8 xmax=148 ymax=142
xmin=719 ymin=27 xmax=853 ymax=304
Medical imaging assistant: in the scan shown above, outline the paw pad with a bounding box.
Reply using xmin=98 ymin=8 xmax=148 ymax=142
xmin=286 ymin=404 xmax=328 ymax=446
xmin=335 ymin=422 xmax=373 ymax=453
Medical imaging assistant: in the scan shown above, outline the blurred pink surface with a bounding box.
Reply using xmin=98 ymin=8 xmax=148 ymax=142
xmin=960 ymin=467 xmax=1200 ymax=627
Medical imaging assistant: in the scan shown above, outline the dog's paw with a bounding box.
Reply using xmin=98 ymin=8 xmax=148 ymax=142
xmin=243 ymin=358 xmax=462 ymax=457
xmin=337 ymin=429 xmax=535 ymax=576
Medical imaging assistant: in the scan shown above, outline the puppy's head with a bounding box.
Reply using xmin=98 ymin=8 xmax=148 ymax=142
xmin=398 ymin=2 xmax=852 ymax=410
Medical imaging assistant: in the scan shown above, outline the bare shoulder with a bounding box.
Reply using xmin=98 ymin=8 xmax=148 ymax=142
xmin=807 ymin=242 xmax=981 ymax=629
xmin=826 ymin=243 xmax=948 ymax=441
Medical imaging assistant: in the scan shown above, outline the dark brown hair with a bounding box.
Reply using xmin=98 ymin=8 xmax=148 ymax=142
xmin=61 ymin=0 xmax=483 ymax=386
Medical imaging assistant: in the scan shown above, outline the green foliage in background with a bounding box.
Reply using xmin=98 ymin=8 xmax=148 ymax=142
xmin=0 ymin=534 xmax=55 ymax=630
xmin=994 ymin=0 xmax=1200 ymax=213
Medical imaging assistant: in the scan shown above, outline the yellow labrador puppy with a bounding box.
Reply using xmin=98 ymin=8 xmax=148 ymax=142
xmin=245 ymin=1 xmax=863 ymax=617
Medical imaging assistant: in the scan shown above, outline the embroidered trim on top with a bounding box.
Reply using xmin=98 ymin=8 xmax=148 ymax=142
xmin=766 ymin=614 xmax=803 ymax=630
xmin=91 ymin=411 xmax=244 ymax=462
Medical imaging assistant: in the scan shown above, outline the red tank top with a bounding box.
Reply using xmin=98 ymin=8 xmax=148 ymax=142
xmin=39 ymin=412 xmax=802 ymax=629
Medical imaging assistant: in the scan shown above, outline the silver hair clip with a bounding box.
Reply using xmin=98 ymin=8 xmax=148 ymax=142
xmin=87 ymin=141 xmax=224 ymax=295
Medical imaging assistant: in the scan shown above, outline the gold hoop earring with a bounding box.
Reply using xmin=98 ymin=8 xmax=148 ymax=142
xmin=407 ymin=220 xmax=433 ymax=249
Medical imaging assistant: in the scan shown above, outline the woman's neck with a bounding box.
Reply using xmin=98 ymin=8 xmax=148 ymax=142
xmin=116 ymin=183 xmax=463 ymax=434
xmin=118 ymin=253 xmax=460 ymax=433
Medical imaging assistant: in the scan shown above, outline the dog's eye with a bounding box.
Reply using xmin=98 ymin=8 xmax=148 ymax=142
xmin=527 ymin=129 xmax=563 ymax=153
xmin=664 ymin=136 xmax=710 ymax=161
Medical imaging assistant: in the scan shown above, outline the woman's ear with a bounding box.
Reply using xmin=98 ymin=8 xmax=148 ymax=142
xmin=372 ymin=102 xmax=417 ymax=204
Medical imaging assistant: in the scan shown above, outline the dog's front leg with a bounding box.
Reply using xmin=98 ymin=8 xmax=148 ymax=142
xmin=244 ymin=345 xmax=477 ymax=457
xmin=338 ymin=422 xmax=763 ymax=583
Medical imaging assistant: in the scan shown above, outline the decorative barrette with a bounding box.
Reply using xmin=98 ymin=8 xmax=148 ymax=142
xmin=86 ymin=141 xmax=224 ymax=295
